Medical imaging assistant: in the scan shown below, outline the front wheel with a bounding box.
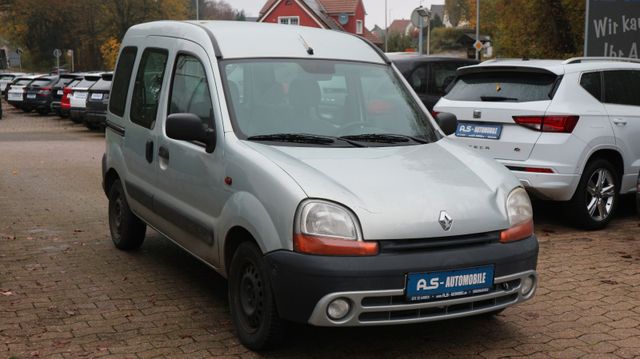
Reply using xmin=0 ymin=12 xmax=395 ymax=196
xmin=228 ymin=242 xmax=284 ymax=350
xmin=108 ymin=179 xmax=146 ymax=250
xmin=569 ymin=159 xmax=619 ymax=230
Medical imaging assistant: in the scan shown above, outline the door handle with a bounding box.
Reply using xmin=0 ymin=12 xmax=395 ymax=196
xmin=158 ymin=146 xmax=170 ymax=161
xmin=145 ymin=140 xmax=154 ymax=163
xmin=612 ymin=118 xmax=627 ymax=126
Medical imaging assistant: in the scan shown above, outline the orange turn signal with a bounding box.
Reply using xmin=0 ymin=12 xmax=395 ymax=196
xmin=500 ymin=219 xmax=534 ymax=243
xmin=293 ymin=233 xmax=379 ymax=256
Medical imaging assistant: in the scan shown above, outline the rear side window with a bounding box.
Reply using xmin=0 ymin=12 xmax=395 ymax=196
xmin=130 ymin=48 xmax=168 ymax=129
xmin=168 ymin=54 xmax=213 ymax=128
xmin=446 ymin=71 xmax=558 ymax=102
xmin=110 ymin=46 xmax=138 ymax=117
xmin=580 ymin=72 xmax=602 ymax=100
xmin=604 ymin=70 xmax=640 ymax=106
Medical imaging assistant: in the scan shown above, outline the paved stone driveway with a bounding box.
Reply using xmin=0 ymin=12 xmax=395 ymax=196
xmin=1 ymin=105 xmax=639 ymax=358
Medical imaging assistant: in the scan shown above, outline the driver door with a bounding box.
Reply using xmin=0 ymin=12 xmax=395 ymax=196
xmin=153 ymin=39 xmax=226 ymax=267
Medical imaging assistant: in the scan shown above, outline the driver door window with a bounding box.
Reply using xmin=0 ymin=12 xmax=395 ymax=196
xmin=168 ymin=54 xmax=214 ymax=129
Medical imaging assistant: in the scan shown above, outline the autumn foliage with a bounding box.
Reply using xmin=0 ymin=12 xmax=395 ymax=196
xmin=0 ymin=0 xmax=240 ymax=71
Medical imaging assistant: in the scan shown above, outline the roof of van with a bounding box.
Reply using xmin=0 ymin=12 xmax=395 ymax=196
xmin=125 ymin=20 xmax=386 ymax=64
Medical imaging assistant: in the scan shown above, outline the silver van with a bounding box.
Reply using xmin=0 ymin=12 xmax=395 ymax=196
xmin=102 ymin=21 xmax=538 ymax=350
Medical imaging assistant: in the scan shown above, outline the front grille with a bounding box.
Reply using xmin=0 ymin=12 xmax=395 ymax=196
xmin=358 ymin=279 xmax=521 ymax=323
xmin=378 ymin=231 xmax=500 ymax=253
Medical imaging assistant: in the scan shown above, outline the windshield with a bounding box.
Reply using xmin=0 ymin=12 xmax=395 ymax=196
xmin=30 ymin=79 xmax=54 ymax=87
xmin=222 ymin=59 xmax=438 ymax=146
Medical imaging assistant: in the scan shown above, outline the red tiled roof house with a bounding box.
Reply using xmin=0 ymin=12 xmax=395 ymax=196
xmin=258 ymin=0 xmax=381 ymax=45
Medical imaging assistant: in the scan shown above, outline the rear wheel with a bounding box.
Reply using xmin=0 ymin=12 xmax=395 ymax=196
xmin=569 ymin=159 xmax=619 ymax=230
xmin=228 ymin=242 xmax=284 ymax=350
xmin=108 ymin=179 xmax=146 ymax=250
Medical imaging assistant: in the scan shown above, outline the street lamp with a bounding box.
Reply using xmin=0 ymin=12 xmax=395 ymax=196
xmin=412 ymin=6 xmax=431 ymax=55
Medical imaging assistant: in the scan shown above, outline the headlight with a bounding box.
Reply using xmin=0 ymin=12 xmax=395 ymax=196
xmin=294 ymin=200 xmax=378 ymax=256
xmin=500 ymin=188 xmax=534 ymax=243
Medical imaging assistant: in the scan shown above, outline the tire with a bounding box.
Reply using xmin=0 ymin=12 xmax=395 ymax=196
xmin=568 ymin=158 xmax=619 ymax=230
xmin=108 ymin=179 xmax=146 ymax=250
xmin=228 ymin=242 xmax=284 ymax=350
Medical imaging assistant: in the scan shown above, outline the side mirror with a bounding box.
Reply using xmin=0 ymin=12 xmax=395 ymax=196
xmin=166 ymin=113 xmax=216 ymax=153
xmin=435 ymin=112 xmax=457 ymax=136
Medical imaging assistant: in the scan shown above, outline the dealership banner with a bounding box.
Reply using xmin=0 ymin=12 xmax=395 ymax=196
xmin=584 ymin=0 xmax=640 ymax=58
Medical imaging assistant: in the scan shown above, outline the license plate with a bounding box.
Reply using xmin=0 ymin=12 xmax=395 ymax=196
xmin=8 ymin=94 xmax=21 ymax=100
xmin=91 ymin=93 xmax=103 ymax=100
xmin=456 ymin=122 xmax=502 ymax=140
xmin=27 ymin=94 xmax=36 ymax=99
xmin=406 ymin=265 xmax=494 ymax=302
xmin=75 ymin=92 xmax=87 ymax=99
xmin=57 ymin=90 xmax=63 ymax=95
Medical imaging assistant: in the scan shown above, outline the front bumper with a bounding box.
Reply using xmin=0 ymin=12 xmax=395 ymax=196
xmin=264 ymin=234 xmax=538 ymax=326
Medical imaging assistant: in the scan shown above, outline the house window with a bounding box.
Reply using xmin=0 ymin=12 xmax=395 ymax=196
xmin=356 ymin=20 xmax=363 ymax=34
xmin=278 ymin=16 xmax=300 ymax=25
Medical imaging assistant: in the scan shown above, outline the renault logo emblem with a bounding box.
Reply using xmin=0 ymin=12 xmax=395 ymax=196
xmin=439 ymin=210 xmax=453 ymax=231
xmin=473 ymin=110 xmax=481 ymax=119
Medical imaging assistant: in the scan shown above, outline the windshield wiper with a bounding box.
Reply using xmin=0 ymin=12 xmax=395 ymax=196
xmin=480 ymin=96 xmax=518 ymax=102
xmin=247 ymin=133 xmax=364 ymax=147
xmin=339 ymin=133 xmax=428 ymax=144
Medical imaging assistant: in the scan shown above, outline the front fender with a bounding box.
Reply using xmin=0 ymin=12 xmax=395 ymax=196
xmin=217 ymin=191 xmax=294 ymax=274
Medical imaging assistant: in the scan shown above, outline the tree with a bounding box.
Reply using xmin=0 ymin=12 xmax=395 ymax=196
xmin=445 ymin=0 xmax=470 ymax=27
xmin=386 ymin=33 xmax=414 ymax=53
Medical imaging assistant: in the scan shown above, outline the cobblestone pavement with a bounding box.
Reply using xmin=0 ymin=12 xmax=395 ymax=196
xmin=1 ymin=104 xmax=639 ymax=359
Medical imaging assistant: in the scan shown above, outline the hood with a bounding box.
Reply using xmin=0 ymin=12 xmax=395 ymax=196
xmin=244 ymin=139 xmax=520 ymax=240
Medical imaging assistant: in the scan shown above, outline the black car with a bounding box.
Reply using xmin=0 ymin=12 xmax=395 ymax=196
xmin=389 ymin=54 xmax=479 ymax=111
xmin=84 ymin=72 xmax=112 ymax=130
xmin=24 ymin=75 xmax=59 ymax=115
xmin=51 ymin=73 xmax=82 ymax=117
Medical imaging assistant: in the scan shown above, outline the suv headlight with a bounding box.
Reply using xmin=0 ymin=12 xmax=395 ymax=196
xmin=294 ymin=200 xmax=378 ymax=256
xmin=500 ymin=188 xmax=534 ymax=243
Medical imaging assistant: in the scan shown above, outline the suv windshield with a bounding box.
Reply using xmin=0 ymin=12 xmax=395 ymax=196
xmin=14 ymin=79 xmax=33 ymax=86
xmin=222 ymin=59 xmax=438 ymax=146
xmin=446 ymin=70 xmax=558 ymax=102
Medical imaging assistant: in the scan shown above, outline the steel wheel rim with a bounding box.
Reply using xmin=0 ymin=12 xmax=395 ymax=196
xmin=585 ymin=168 xmax=615 ymax=221
xmin=237 ymin=263 xmax=264 ymax=333
xmin=111 ymin=193 xmax=124 ymax=239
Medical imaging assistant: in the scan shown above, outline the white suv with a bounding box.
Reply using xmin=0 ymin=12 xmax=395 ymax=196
xmin=435 ymin=58 xmax=640 ymax=229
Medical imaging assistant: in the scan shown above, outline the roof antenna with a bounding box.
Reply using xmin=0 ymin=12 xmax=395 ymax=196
xmin=299 ymin=35 xmax=314 ymax=55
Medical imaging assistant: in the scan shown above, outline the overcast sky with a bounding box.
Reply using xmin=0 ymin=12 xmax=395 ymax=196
xmin=231 ymin=0 xmax=445 ymax=29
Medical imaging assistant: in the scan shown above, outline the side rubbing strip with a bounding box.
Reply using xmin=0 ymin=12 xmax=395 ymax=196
xmin=106 ymin=120 xmax=125 ymax=136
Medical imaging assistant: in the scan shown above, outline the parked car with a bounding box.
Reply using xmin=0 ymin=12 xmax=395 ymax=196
xmin=389 ymin=54 xmax=478 ymax=111
xmin=51 ymin=73 xmax=82 ymax=116
xmin=60 ymin=75 xmax=86 ymax=118
xmin=7 ymin=75 xmax=41 ymax=111
xmin=0 ymin=72 xmax=25 ymax=97
xmin=434 ymin=57 xmax=640 ymax=229
xmin=85 ymin=72 xmax=113 ymax=130
xmin=69 ymin=73 xmax=102 ymax=123
xmin=103 ymin=21 xmax=538 ymax=350
xmin=24 ymin=75 xmax=59 ymax=115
